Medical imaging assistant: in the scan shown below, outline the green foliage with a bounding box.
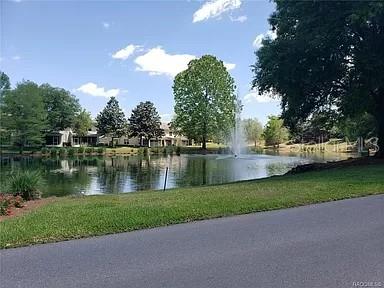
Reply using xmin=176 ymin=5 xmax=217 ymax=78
xmin=128 ymin=101 xmax=164 ymax=146
xmin=176 ymin=146 xmax=181 ymax=155
xmin=263 ymin=116 xmax=289 ymax=147
xmin=59 ymin=148 xmax=66 ymax=157
xmin=85 ymin=147 xmax=94 ymax=154
xmin=173 ymin=55 xmax=237 ymax=149
xmin=78 ymin=146 xmax=85 ymax=154
xmin=41 ymin=147 xmax=49 ymax=155
xmin=8 ymin=170 xmax=43 ymax=200
xmin=40 ymin=84 xmax=81 ymax=131
xmin=1 ymin=81 xmax=47 ymax=147
xmin=0 ymin=71 xmax=11 ymax=100
xmin=50 ymin=149 xmax=58 ymax=157
xmin=143 ymin=147 xmax=148 ymax=156
xmin=96 ymin=97 xmax=128 ymax=143
xmin=243 ymin=118 xmax=263 ymax=147
xmin=73 ymin=109 xmax=93 ymax=138
xmin=97 ymin=147 xmax=105 ymax=155
xmin=253 ymin=1 xmax=384 ymax=156
xmin=67 ymin=148 xmax=76 ymax=157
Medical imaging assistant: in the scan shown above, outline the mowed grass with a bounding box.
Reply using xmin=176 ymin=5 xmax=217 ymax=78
xmin=1 ymin=164 xmax=384 ymax=248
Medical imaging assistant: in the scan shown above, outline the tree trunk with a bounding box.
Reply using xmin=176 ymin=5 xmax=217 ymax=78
xmin=202 ymin=135 xmax=207 ymax=150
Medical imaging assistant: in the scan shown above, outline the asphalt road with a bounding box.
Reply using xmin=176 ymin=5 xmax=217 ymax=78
xmin=1 ymin=195 xmax=383 ymax=288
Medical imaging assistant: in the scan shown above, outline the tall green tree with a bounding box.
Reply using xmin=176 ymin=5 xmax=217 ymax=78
xmin=263 ymin=116 xmax=289 ymax=147
xmin=40 ymin=84 xmax=81 ymax=131
xmin=128 ymin=101 xmax=164 ymax=147
xmin=73 ymin=109 xmax=93 ymax=138
xmin=253 ymin=1 xmax=384 ymax=157
xmin=243 ymin=118 xmax=263 ymax=147
xmin=95 ymin=97 xmax=127 ymax=146
xmin=2 ymin=81 xmax=47 ymax=147
xmin=0 ymin=71 xmax=11 ymax=99
xmin=173 ymin=55 xmax=237 ymax=149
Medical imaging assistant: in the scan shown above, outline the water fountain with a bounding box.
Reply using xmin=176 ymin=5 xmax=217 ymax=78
xmin=231 ymin=96 xmax=247 ymax=157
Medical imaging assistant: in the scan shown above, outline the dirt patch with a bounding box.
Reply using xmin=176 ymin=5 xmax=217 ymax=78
xmin=0 ymin=197 xmax=57 ymax=222
xmin=287 ymin=157 xmax=384 ymax=175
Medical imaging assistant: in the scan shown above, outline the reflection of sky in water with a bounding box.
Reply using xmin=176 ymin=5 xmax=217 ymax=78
xmin=0 ymin=152 xmax=353 ymax=196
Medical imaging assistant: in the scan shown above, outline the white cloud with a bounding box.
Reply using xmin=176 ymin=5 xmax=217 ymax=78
xmin=102 ymin=22 xmax=110 ymax=29
xmin=253 ymin=30 xmax=277 ymax=49
xmin=134 ymin=47 xmax=196 ymax=78
xmin=112 ymin=44 xmax=141 ymax=60
xmin=243 ymin=89 xmax=278 ymax=104
xmin=12 ymin=55 xmax=21 ymax=61
xmin=224 ymin=62 xmax=236 ymax=71
xmin=76 ymin=82 xmax=119 ymax=98
xmin=193 ymin=0 xmax=241 ymax=23
xmin=230 ymin=15 xmax=247 ymax=23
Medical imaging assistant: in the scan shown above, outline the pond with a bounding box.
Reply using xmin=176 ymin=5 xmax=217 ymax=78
xmin=0 ymin=152 xmax=353 ymax=197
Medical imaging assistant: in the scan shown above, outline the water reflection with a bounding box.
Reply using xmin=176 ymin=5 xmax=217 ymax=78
xmin=0 ymin=152 xmax=352 ymax=197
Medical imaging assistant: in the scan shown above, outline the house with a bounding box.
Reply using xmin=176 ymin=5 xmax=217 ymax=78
xmin=99 ymin=123 xmax=191 ymax=147
xmin=45 ymin=126 xmax=98 ymax=147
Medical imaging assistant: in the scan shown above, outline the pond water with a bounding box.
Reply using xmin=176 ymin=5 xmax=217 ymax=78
xmin=0 ymin=152 xmax=353 ymax=197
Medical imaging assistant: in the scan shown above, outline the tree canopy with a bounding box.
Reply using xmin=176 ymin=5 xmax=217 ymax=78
xmin=40 ymin=84 xmax=81 ymax=131
xmin=73 ymin=109 xmax=93 ymax=138
xmin=243 ymin=118 xmax=263 ymax=147
xmin=173 ymin=55 xmax=237 ymax=149
xmin=263 ymin=116 xmax=289 ymax=147
xmin=253 ymin=1 xmax=384 ymax=156
xmin=96 ymin=97 xmax=128 ymax=144
xmin=2 ymin=81 xmax=47 ymax=147
xmin=128 ymin=101 xmax=164 ymax=146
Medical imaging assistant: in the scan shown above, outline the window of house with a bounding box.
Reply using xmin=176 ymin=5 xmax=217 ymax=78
xmin=124 ymin=138 xmax=129 ymax=145
xmin=73 ymin=137 xmax=79 ymax=145
xmin=53 ymin=136 xmax=59 ymax=145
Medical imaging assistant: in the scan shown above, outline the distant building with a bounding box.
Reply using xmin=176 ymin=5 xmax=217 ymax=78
xmin=45 ymin=126 xmax=98 ymax=147
xmin=99 ymin=123 xmax=191 ymax=147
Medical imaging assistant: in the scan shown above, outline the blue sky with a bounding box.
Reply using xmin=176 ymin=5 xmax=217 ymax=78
xmin=1 ymin=0 xmax=280 ymax=124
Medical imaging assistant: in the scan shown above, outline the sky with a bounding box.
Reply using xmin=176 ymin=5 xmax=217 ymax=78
xmin=1 ymin=0 xmax=280 ymax=125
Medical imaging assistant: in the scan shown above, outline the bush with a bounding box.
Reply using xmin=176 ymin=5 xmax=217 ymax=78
xmin=59 ymin=148 xmax=66 ymax=157
xmin=50 ymin=149 xmax=58 ymax=157
xmin=41 ymin=147 xmax=49 ymax=155
xmin=97 ymin=147 xmax=105 ymax=155
xmin=78 ymin=146 xmax=85 ymax=154
xmin=85 ymin=147 xmax=94 ymax=154
xmin=143 ymin=147 xmax=148 ymax=156
xmin=67 ymin=148 xmax=76 ymax=157
xmin=176 ymin=146 xmax=181 ymax=155
xmin=0 ymin=194 xmax=24 ymax=216
xmin=8 ymin=170 xmax=43 ymax=200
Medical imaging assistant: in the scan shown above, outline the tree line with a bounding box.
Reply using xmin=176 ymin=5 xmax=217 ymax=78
xmin=0 ymin=71 xmax=164 ymax=148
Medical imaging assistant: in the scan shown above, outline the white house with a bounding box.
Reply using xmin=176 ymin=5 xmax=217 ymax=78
xmin=45 ymin=126 xmax=98 ymax=147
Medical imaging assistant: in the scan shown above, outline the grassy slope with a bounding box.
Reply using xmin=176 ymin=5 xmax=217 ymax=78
xmin=1 ymin=164 xmax=384 ymax=248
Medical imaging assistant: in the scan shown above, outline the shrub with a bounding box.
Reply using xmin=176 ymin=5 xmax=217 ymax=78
xmin=162 ymin=147 xmax=167 ymax=154
xmin=97 ymin=147 xmax=105 ymax=155
xmin=67 ymin=148 xmax=76 ymax=157
xmin=85 ymin=147 xmax=94 ymax=154
xmin=41 ymin=147 xmax=49 ymax=155
xmin=78 ymin=146 xmax=85 ymax=154
xmin=50 ymin=149 xmax=57 ymax=157
xmin=176 ymin=146 xmax=181 ymax=155
xmin=59 ymin=147 xmax=66 ymax=157
xmin=0 ymin=194 xmax=24 ymax=216
xmin=143 ymin=147 xmax=148 ymax=156
xmin=8 ymin=170 xmax=43 ymax=200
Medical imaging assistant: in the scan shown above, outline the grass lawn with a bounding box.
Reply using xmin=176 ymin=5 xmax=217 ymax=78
xmin=1 ymin=163 xmax=384 ymax=248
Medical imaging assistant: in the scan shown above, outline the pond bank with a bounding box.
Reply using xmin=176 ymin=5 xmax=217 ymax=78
xmin=1 ymin=161 xmax=383 ymax=248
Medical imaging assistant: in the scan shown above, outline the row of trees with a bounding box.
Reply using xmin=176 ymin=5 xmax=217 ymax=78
xmin=0 ymin=72 xmax=92 ymax=147
xmin=95 ymin=97 xmax=164 ymax=146
xmin=243 ymin=116 xmax=288 ymax=148
xmin=253 ymin=1 xmax=383 ymax=157
xmin=0 ymin=71 xmax=164 ymax=148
